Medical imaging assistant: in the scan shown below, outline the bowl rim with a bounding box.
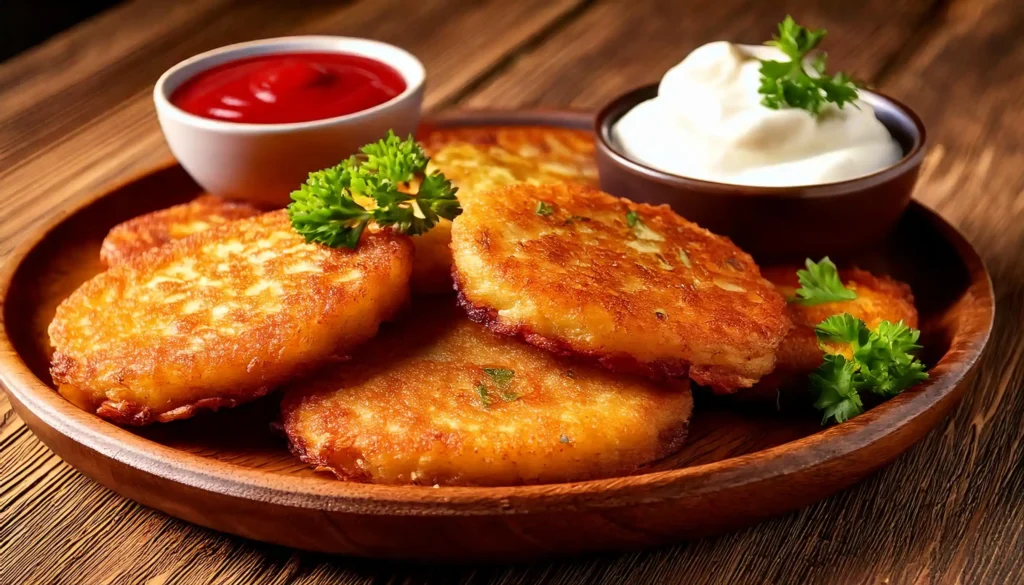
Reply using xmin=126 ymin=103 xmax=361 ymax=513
xmin=595 ymin=83 xmax=928 ymax=196
xmin=0 ymin=110 xmax=992 ymax=518
xmin=152 ymin=36 xmax=426 ymax=134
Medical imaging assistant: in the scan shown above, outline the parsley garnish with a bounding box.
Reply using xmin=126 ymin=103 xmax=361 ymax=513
xmin=810 ymin=354 xmax=864 ymax=424
xmin=482 ymin=367 xmax=514 ymax=388
xmin=288 ymin=131 xmax=460 ymax=249
xmin=810 ymin=314 xmax=928 ymax=424
xmin=794 ymin=257 xmax=857 ymax=305
xmin=758 ymin=16 xmax=859 ymax=116
xmin=536 ymin=201 xmax=554 ymax=216
xmin=476 ymin=383 xmax=491 ymax=408
xmin=815 ymin=312 xmax=867 ymax=345
xmin=476 ymin=368 xmax=519 ymax=407
xmin=624 ymin=210 xmax=664 ymax=241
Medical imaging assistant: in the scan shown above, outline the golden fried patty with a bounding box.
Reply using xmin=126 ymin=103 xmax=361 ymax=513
xmin=408 ymin=126 xmax=598 ymax=294
xmin=100 ymin=195 xmax=260 ymax=267
xmin=421 ymin=125 xmax=597 ymax=177
xmin=281 ymin=297 xmax=692 ymax=486
xmin=50 ymin=210 xmax=413 ymax=425
xmin=747 ymin=267 xmax=918 ymax=398
xmin=450 ymin=183 xmax=790 ymax=392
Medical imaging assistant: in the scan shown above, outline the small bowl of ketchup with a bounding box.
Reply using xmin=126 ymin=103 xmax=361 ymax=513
xmin=154 ymin=36 xmax=425 ymax=207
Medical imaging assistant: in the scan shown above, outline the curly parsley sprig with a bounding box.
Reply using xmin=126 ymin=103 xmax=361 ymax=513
xmin=758 ymin=16 xmax=860 ymax=116
xmin=811 ymin=314 xmax=928 ymax=424
xmin=288 ymin=131 xmax=460 ymax=249
xmin=794 ymin=257 xmax=857 ymax=305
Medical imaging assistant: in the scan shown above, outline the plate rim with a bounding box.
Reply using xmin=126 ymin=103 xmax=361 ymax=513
xmin=0 ymin=109 xmax=996 ymax=517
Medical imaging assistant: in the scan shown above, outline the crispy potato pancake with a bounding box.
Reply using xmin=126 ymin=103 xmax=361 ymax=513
xmin=281 ymin=297 xmax=692 ymax=486
xmin=450 ymin=183 xmax=790 ymax=392
xmin=100 ymin=195 xmax=260 ymax=267
xmin=50 ymin=210 xmax=413 ymax=425
xmin=746 ymin=267 xmax=918 ymax=399
xmin=408 ymin=127 xmax=598 ymax=294
xmin=421 ymin=126 xmax=597 ymax=177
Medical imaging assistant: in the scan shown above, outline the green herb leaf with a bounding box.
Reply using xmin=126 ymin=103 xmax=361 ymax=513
xmin=478 ymin=369 xmax=519 ymax=403
xmin=794 ymin=257 xmax=857 ymax=305
xmin=853 ymin=320 xmax=927 ymax=398
xmin=476 ymin=383 xmax=491 ymax=408
xmin=809 ymin=314 xmax=928 ymax=424
xmin=758 ymin=16 xmax=860 ymax=116
xmin=359 ymin=131 xmax=427 ymax=182
xmin=482 ymin=367 xmax=515 ymax=388
xmin=416 ymin=172 xmax=461 ymax=222
xmin=810 ymin=354 xmax=865 ymax=424
xmin=815 ymin=313 xmax=868 ymax=347
xmin=287 ymin=163 xmax=373 ymax=250
xmin=624 ymin=210 xmax=664 ymax=242
xmin=288 ymin=131 xmax=460 ymax=248
xmin=536 ymin=201 xmax=554 ymax=216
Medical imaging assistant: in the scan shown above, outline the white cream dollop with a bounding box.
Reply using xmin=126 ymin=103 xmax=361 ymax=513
xmin=612 ymin=41 xmax=903 ymax=187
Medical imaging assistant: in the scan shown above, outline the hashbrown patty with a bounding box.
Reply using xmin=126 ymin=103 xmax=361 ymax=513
xmin=100 ymin=195 xmax=260 ymax=267
xmin=408 ymin=126 xmax=598 ymax=294
xmin=421 ymin=126 xmax=597 ymax=176
xmin=450 ymin=183 xmax=790 ymax=392
xmin=745 ymin=267 xmax=919 ymax=400
xmin=50 ymin=210 xmax=413 ymax=425
xmin=281 ymin=296 xmax=692 ymax=486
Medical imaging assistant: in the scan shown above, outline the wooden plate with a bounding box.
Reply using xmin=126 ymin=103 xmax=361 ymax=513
xmin=0 ymin=111 xmax=994 ymax=561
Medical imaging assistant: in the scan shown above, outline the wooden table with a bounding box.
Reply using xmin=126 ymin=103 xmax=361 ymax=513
xmin=1 ymin=1 xmax=1021 ymax=583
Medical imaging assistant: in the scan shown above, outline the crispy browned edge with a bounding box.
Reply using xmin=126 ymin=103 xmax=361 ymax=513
xmin=93 ymin=393 xmax=268 ymax=426
xmin=453 ymin=270 xmax=692 ymax=381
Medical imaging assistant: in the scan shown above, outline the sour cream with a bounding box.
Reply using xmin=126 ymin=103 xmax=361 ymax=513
xmin=612 ymin=41 xmax=903 ymax=187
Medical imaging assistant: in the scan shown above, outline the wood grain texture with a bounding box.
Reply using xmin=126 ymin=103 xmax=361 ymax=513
xmin=463 ymin=0 xmax=943 ymax=109
xmin=0 ymin=0 xmax=1022 ymax=583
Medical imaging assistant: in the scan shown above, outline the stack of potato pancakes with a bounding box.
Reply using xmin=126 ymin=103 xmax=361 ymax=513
xmin=48 ymin=127 xmax=916 ymax=486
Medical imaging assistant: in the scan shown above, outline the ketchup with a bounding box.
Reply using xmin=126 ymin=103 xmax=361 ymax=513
xmin=170 ymin=52 xmax=407 ymax=124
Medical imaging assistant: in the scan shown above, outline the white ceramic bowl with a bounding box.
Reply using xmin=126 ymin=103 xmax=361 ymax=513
xmin=154 ymin=36 xmax=425 ymax=207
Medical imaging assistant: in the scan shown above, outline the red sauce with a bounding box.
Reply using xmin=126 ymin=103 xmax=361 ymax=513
xmin=170 ymin=52 xmax=407 ymax=124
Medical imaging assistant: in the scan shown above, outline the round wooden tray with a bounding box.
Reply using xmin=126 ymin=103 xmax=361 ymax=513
xmin=0 ymin=111 xmax=994 ymax=561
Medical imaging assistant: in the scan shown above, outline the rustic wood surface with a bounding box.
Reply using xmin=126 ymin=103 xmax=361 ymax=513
xmin=0 ymin=0 xmax=1021 ymax=583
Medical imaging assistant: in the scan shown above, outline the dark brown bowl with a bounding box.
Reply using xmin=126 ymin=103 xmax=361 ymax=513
xmin=595 ymin=84 xmax=927 ymax=261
